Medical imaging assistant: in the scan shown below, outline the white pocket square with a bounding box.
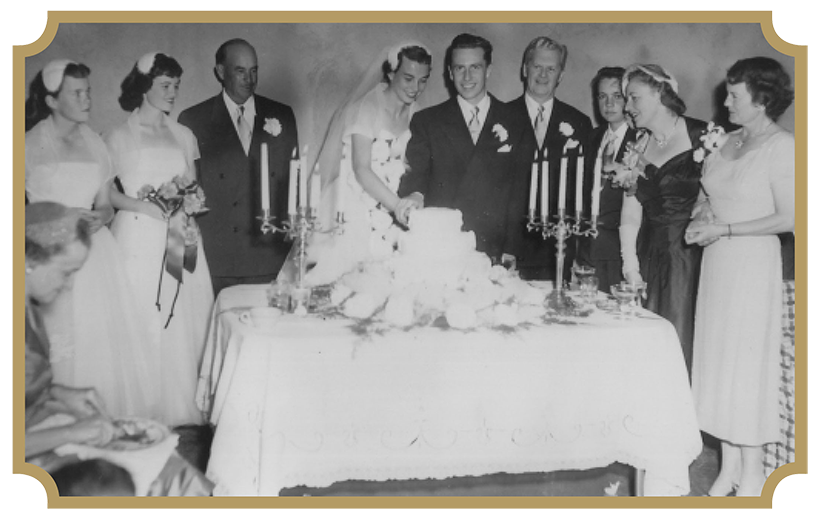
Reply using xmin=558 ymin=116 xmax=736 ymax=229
xmin=498 ymin=144 xmax=512 ymax=153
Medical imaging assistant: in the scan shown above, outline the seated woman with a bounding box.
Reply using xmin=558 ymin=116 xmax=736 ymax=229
xmin=24 ymin=202 xmax=213 ymax=497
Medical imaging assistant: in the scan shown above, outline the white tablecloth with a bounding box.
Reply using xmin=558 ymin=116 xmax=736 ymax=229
xmin=196 ymin=284 xmax=702 ymax=496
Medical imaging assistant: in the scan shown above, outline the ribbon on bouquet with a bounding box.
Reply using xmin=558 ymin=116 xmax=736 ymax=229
xmin=156 ymin=212 xmax=200 ymax=328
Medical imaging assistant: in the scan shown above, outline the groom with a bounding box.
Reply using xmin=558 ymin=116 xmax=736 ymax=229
xmin=398 ymin=33 xmax=534 ymax=264
xmin=179 ymin=38 xmax=299 ymax=295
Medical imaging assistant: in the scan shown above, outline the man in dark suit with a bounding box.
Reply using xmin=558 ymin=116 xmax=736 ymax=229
xmin=397 ymin=33 xmax=534 ymax=264
xmin=179 ymin=39 xmax=299 ymax=295
xmin=577 ymin=67 xmax=639 ymax=290
xmin=508 ymin=36 xmax=592 ymax=282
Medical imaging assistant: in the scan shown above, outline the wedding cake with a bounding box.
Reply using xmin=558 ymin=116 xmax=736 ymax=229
xmin=333 ymin=207 xmax=546 ymax=328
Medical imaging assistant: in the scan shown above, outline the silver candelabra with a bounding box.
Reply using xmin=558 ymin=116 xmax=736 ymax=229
xmin=527 ymin=209 xmax=598 ymax=312
xmin=258 ymin=208 xmax=345 ymax=313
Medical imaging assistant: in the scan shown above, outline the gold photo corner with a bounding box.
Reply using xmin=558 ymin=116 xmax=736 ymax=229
xmin=12 ymin=10 xmax=808 ymax=509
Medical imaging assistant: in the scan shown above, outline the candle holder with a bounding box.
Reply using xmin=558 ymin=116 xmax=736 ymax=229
xmin=257 ymin=207 xmax=345 ymax=313
xmin=527 ymin=212 xmax=599 ymax=314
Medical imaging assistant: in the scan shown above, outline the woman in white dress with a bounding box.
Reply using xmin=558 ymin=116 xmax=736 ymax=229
xmin=107 ymin=52 xmax=214 ymax=426
xmin=25 ymin=59 xmax=153 ymax=418
xmin=303 ymin=42 xmax=432 ymax=285
xmin=685 ymin=57 xmax=794 ymax=496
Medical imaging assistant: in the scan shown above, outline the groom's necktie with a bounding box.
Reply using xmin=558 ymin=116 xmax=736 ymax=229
xmin=237 ymin=105 xmax=252 ymax=155
xmin=468 ymin=106 xmax=481 ymax=144
xmin=534 ymin=105 xmax=547 ymax=148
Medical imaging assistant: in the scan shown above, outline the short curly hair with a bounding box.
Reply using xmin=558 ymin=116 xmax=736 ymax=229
xmin=118 ymin=53 xmax=183 ymax=112
xmin=726 ymin=57 xmax=794 ymax=121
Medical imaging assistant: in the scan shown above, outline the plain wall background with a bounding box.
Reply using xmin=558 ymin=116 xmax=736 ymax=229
xmin=24 ymin=22 xmax=795 ymax=157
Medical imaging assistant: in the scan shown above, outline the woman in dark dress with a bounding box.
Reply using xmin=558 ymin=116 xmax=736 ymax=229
xmin=614 ymin=64 xmax=706 ymax=375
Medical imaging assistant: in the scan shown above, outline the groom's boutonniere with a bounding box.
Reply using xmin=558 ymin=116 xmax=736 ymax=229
xmin=493 ymin=124 xmax=511 ymax=152
xmin=493 ymin=124 xmax=509 ymax=143
xmin=559 ymin=122 xmax=574 ymax=138
xmin=263 ymin=117 xmax=282 ymax=137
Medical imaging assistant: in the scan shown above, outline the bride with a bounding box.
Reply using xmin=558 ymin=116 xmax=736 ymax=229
xmin=301 ymin=42 xmax=432 ymax=286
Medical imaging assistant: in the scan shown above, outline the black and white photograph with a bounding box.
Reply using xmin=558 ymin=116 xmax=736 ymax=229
xmin=6 ymin=3 xmax=813 ymax=513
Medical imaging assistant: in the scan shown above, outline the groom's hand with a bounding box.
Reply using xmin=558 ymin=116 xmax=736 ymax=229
xmin=395 ymin=193 xmax=424 ymax=226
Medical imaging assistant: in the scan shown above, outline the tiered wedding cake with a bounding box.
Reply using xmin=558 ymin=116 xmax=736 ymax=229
xmin=332 ymin=208 xmax=545 ymax=329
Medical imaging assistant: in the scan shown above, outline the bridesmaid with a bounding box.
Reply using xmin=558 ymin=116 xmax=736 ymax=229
xmin=24 ymin=59 xmax=154 ymax=418
xmin=107 ymin=52 xmax=213 ymax=427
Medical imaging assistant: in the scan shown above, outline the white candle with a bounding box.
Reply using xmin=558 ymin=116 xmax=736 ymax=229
xmin=260 ymin=143 xmax=270 ymax=212
xmin=558 ymin=155 xmax=568 ymax=214
xmin=288 ymin=148 xmax=298 ymax=215
xmin=310 ymin=166 xmax=321 ymax=210
xmin=575 ymin=146 xmax=584 ymax=216
xmin=540 ymin=158 xmax=549 ymax=220
xmin=591 ymin=156 xmax=602 ymax=217
xmin=529 ymin=155 xmax=538 ymax=218
xmin=299 ymin=145 xmax=308 ymax=209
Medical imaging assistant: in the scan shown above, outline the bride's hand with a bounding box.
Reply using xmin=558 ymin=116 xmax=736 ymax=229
xmin=77 ymin=209 xmax=104 ymax=233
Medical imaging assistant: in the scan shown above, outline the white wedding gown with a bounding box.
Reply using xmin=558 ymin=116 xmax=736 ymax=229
xmin=108 ymin=113 xmax=214 ymax=426
xmin=305 ymin=84 xmax=413 ymax=286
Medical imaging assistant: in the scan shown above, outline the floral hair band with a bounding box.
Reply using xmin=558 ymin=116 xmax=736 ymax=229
xmin=386 ymin=41 xmax=430 ymax=71
xmin=623 ymin=64 xmax=679 ymax=94
xmin=42 ymin=59 xmax=77 ymax=93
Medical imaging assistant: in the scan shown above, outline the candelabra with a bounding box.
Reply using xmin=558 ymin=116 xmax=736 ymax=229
xmin=527 ymin=210 xmax=598 ymax=313
xmin=258 ymin=208 xmax=345 ymax=313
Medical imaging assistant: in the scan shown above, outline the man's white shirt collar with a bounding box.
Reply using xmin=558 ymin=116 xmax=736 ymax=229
xmin=524 ymin=93 xmax=554 ymax=128
xmin=602 ymin=122 xmax=629 ymax=153
xmin=457 ymin=92 xmax=491 ymax=129
xmin=223 ymin=90 xmax=257 ymax=125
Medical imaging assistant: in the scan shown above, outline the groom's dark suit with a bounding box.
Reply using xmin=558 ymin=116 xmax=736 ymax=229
xmin=399 ymin=95 xmax=535 ymax=262
xmin=576 ymin=124 xmax=638 ymax=290
xmin=178 ymin=94 xmax=298 ymax=287
xmin=507 ymin=95 xmax=592 ymax=282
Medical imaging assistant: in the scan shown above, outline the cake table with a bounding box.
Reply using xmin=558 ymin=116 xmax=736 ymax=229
xmin=196 ymin=284 xmax=702 ymax=497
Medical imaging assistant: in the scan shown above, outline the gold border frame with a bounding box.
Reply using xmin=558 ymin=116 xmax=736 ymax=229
xmin=12 ymin=11 xmax=808 ymax=509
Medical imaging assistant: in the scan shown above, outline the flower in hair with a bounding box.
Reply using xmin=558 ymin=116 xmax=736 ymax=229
xmin=137 ymin=52 xmax=158 ymax=75
xmin=42 ymin=59 xmax=76 ymax=92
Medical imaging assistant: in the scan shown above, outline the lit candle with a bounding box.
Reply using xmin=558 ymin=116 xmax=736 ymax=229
xmin=288 ymin=148 xmax=298 ymax=216
xmin=310 ymin=165 xmax=321 ymax=210
xmin=299 ymin=145 xmax=308 ymax=209
xmin=260 ymin=143 xmax=270 ymax=212
xmin=540 ymin=153 xmax=549 ymax=220
xmin=591 ymin=155 xmax=602 ymax=218
xmin=558 ymin=155 xmax=568 ymax=215
xmin=575 ymin=146 xmax=584 ymax=217
xmin=528 ymin=152 xmax=538 ymax=218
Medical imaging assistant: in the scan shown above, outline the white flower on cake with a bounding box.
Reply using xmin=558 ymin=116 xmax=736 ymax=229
xmin=445 ymin=302 xmax=477 ymax=329
xmin=263 ymin=118 xmax=282 ymax=137
xmin=342 ymin=293 xmax=379 ymax=319
xmin=492 ymin=124 xmax=509 ymax=142
xmin=384 ymin=294 xmax=415 ymax=327
xmin=559 ymin=122 xmax=574 ymax=137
